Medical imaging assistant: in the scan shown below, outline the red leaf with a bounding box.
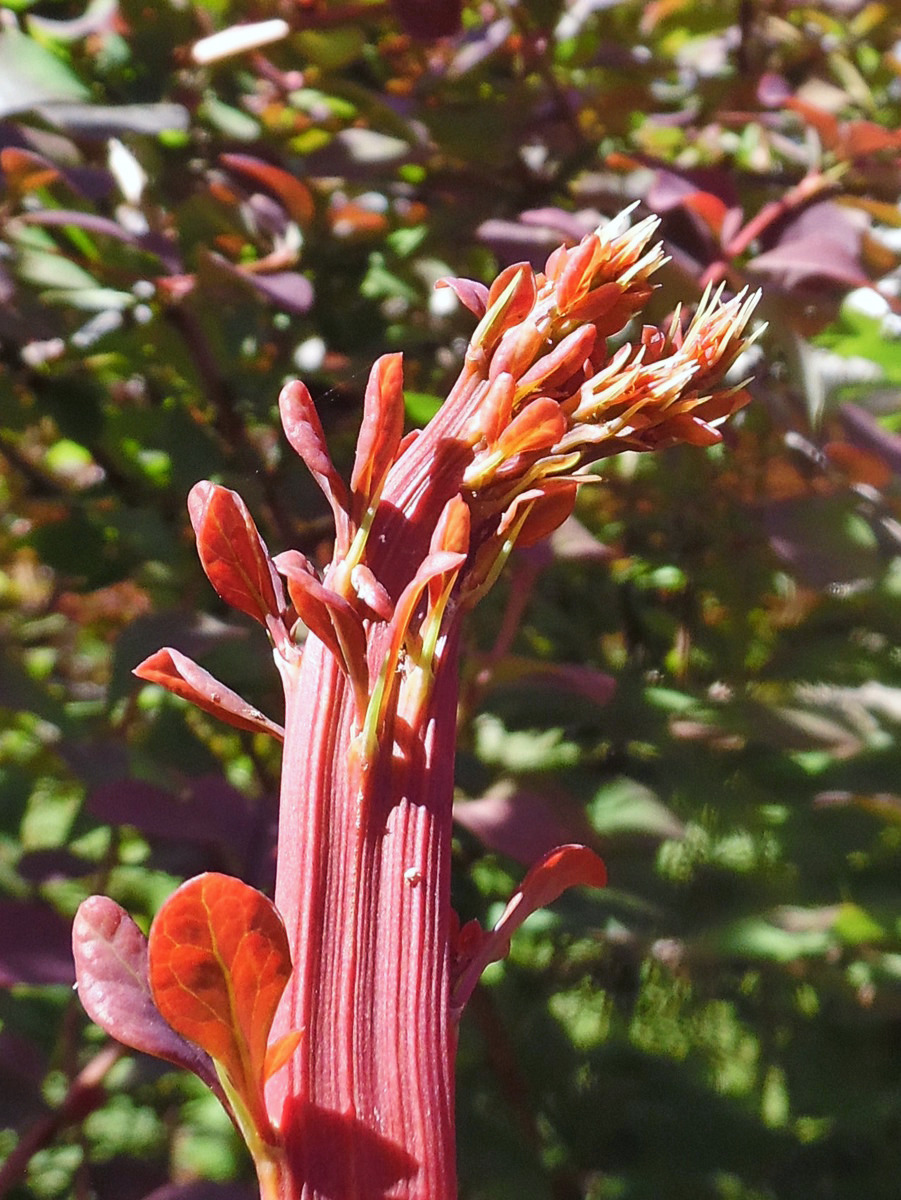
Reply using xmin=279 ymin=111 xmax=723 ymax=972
xmin=148 ymin=874 xmax=294 ymax=1138
xmin=681 ymin=190 xmax=729 ymax=235
xmin=0 ymin=147 xmax=61 ymax=193
xmin=350 ymin=353 xmax=405 ymax=517
xmin=220 ymin=153 xmax=315 ymax=226
xmin=264 ymin=1030 xmax=303 ymax=1082
xmin=274 ymin=550 xmax=368 ymax=695
xmin=279 ymin=381 xmax=350 ymax=547
xmin=188 ymin=483 xmax=285 ymax=628
xmin=450 ymin=844 xmax=606 ymax=1013
xmin=134 ymin=647 xmax=284 ymax=741
xmin=72 ymin=897 xmax=222 ymax=1096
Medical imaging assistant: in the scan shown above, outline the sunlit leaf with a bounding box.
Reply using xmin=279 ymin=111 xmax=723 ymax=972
xmin=148 ymin=873 xmax=294 ymax=1137
xmin=133 ymin=647 xmax=284 ymax=740
xmin=188 ymin=483 xmax=285 ymax=628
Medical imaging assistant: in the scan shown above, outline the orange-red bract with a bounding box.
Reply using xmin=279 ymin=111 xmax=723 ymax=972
xmin=147 ymin=873 xmax=294 ymax=1139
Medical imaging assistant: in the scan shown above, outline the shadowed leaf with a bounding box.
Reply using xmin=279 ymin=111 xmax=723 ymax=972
xmin=0 ymin=901 xmax=75 ymax=987
xmin=72 ymin=897 xmax=222 ymax=1094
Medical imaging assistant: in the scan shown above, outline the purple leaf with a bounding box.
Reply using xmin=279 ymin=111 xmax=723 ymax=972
xmin=0 ymin=1028 xmax=47 ymax=1088
xmin=762 ymin=494 xmax=880 ymax=588
xmin=0 ymin=900 xmax=75 ymax=986
xmin=647 ymin=166 xmax=741 ymax=213
xmin=302 ymin=129 xmax=415 ymax=180
xmin=748 ymin=236 xmax=867 ymax=288
xmin=72 ymin=896 xmax=222 ymax=1094
xmin=242 ymin=270 xmax=314 ymax=314
xmin=391 ymin=0 xmax=463 ymax=38
xmin=87 ymin=774 xmax=254 ymax=855
xmin=520 ymin=207 xmax=601 ymax=243
xmin=477 ymin=218 xmax=569 ymax=270
xmin=27 ymin=2 xmax=119 ymax=42
xmin=38 ymin=102 xmax=189 ymax=137
xmin=19 ymin=209 xmax=141 ymax=243
xmin=434 ymin=276 xmax=488 ymax=318
xmin=447 ymin=17 xmax=512 ymax=76
xmin=455 ymin=782 xmax=600 ymax=865
xmin=517 ymin=661 xmax=616 ymax=707
xmin=201 ymin=253 xmax=314 ymax=314
xmin=18 ymin=848 xmax=92 ymax=885
xmin=17 ymin=210 xmax=182 ymax=272
xmin=140 ymin=1185 xmax=257 ymax=1200
xmin=749 ymin=200 xmax=866 ymax=288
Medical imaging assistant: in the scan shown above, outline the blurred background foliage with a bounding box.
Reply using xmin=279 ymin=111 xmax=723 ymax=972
xmin=2 ymin=1 xmax=901 ymax=1198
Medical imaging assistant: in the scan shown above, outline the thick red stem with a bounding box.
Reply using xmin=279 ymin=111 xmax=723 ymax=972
xmin=268 ymin=624 xmax=460 ymax=1200
xmin=265 ymin=359 xmax=490 ymax=1198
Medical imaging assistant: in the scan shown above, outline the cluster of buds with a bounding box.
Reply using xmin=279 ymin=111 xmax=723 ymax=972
xmin=74 ymin=209 xmax=759 ymax=1200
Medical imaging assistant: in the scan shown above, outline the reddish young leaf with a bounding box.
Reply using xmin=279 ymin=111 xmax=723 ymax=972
xmin=450 ymin=844 xmax=606 ymax=1014
xmin=350 ymin=563 xmax=393 ymax=620
xmin=220 ymin=153 xmax=315 ymax=226
xmin=427 ymin=495 xmax=471 ymax=607
xmin=517 ymin=324 xmax=597 ymax=395
xmin=72 ymin=897 xmax=222 ymax=1096
xmin=278 ymin=380 xmax=350 ymax=546
xmin=350 ymin=353 xmax=405 ymax=517
xmin=133 ymin=646 xmax=285 ymax=741
xmin=147 ymin=873 xmax=294 ymax=1137
xmin=274 ymin=550 xmax=368 ymax=699
xmin=0 ymin=147 xmax=61 ymax=193
xmin=385 ymin=549 xmax=468 ymax=668
xmin=503 ymin=481 xmax=580 ymax=548
xmin=188 ymin=483 xmax=285 ymax=628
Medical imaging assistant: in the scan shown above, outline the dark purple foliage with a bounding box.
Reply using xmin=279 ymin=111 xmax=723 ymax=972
xmin=0 ymin=901 xmax=75 ymax=987
xmin=391 ymin=0 xmax=462 ymax=38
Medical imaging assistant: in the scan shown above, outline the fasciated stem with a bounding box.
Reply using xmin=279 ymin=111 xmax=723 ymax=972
xmin=267 ymin=626 xmax=459 ymax=1200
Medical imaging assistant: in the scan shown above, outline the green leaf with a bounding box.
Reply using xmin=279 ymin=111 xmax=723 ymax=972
xmin=404 ymin=391 xmax=443 ymax=424
xmin=588 ymin=777 xmax=685 ymax=840
xmin=0 ymin=28 xmax=88 ymax=117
